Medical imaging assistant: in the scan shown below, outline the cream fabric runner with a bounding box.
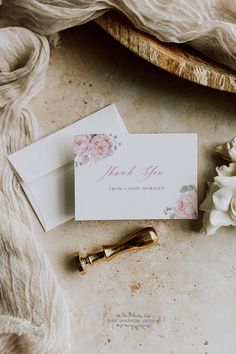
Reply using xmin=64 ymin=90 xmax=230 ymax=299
xmin=0 ymin=27 xmax=70 ymax=354
xmin=0 ymin=1 xmax=236 ymax=353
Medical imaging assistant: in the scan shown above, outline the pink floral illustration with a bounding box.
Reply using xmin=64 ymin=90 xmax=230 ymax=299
xmin=163 ymin=185 xmax=198 ymax=219
xmin=74 ymin=134 xmax=91 ymax=157
xmin=74 ymin=134 xmax=120 ymax=166
xmin=174 ymin=190 xmax=197 ymax=219
xmin=90 ymin=134 xmax=113 ymax=161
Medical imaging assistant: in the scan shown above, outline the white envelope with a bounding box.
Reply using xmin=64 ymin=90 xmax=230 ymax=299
xmin=8 ymin=104 xmax=128 ymax=231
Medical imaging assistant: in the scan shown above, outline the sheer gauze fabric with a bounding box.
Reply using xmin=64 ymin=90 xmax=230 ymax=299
xmin=0 ymin=1 xmax=236 ymax=353
xmin=1 ymin=0 xmax=236 ymax=71
xmin=0 ymin=27 xmax=70 ymax=354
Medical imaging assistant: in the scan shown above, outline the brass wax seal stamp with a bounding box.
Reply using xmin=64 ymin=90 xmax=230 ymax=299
xmin=74 ymin=227 xmax=158 ymax=274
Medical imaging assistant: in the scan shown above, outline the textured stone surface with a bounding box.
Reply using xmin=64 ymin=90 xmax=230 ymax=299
xmin=28 ymin=23 xmax=236 ymax=354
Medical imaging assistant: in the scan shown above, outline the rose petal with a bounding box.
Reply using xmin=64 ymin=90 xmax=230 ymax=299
xmin=216 ymin=163 xmax=236 ymax=177
xmin=214 ymin=176 xmax=236 ymax=188
xmin=209 ymin=209 xmax=232 ymax=226
xmin=201 ymin=212 xmax=220 ymax=236
xmin=215 ymin=138 xmax=236 ymax=162
xmin=212 ymin=188 xmax=233 ymax=211
xmin=229 ymin=196 xmax=236 ymax=221
xmin=215 ymin=142 xmax=230 ymax=161
xmin=228 ymin=138 xmax=236 ymax=162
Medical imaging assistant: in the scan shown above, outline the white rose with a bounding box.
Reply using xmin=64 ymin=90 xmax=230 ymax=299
xmin=200 ymin=163 xmax=236 ymax=235
xmin=215 ymin=137 xmax=236 ymax=162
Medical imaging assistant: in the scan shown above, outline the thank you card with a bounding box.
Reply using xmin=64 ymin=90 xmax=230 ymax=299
xmin=74 ymin=134 xmax=197 ymax=221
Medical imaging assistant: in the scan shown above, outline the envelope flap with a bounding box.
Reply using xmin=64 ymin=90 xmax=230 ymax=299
xmin=8 ymin=104 xmax=128 ymax=183
xmin=8 ymin=127 xmax=73 ymax=183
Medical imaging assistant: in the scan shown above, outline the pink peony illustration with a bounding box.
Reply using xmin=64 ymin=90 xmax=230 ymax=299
xmin=174 ymin=190 xmax=198 ymax=219
xmin=163 ymin=185 xmax=198 ymax=219
xmin=74 ymin=134 xmax=91 ymax=157
xmin=74 ymin=134 xmax=119 ymax=166
xmin=90 ymin=134 xmax=113 ymax=161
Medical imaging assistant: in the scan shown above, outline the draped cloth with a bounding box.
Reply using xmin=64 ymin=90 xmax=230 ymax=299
xmin=0 ymin=1 xmax=235 ymax=353
xmin=0 ymin=27 xmax=70 ymax=354
xmin=1 ymin=0 xmax=236 ymax=71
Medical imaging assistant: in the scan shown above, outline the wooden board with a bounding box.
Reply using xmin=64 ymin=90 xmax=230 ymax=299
xmin=95 ymin=12 xmax=236 ymax=94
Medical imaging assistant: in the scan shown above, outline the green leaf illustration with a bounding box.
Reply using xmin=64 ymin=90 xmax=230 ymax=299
xmin=180 ymin=185 xmax=188 ymax=193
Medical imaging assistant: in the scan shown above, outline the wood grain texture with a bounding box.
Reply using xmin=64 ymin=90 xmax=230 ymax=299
xmin=95 ymin=12 xmax=236 ymax=93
